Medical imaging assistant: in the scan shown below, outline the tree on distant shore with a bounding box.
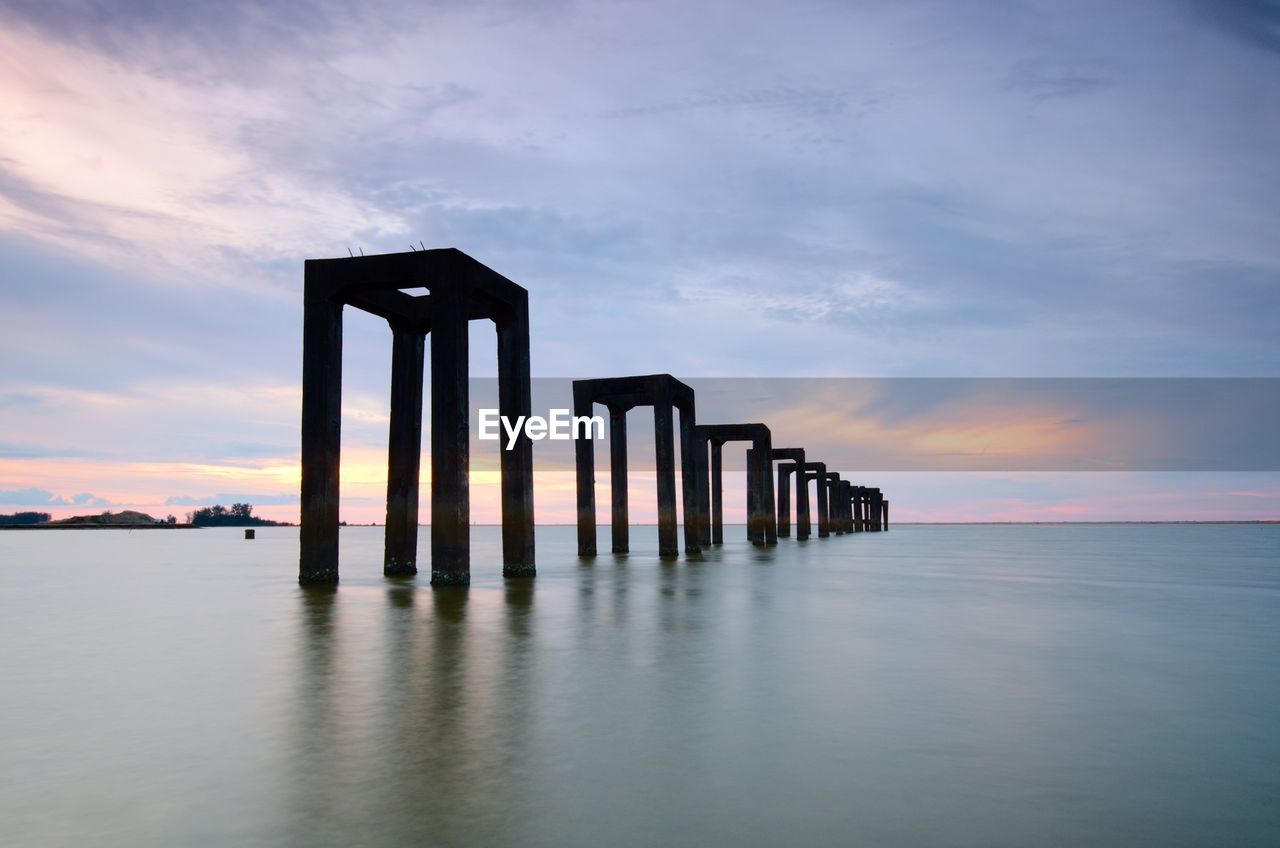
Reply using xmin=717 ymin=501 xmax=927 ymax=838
xmin=185 ymin=503 xmax=284 ymax=527
xmin=0 ymin=511 xmax=51 ymax=526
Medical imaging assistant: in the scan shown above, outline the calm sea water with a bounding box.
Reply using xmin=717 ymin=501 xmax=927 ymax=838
xmin=1 ymin=524 xmax=1277 ymax=847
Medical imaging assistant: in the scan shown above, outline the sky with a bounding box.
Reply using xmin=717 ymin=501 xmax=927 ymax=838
xmin=0 ymin=0 xmax=1277 ymax=523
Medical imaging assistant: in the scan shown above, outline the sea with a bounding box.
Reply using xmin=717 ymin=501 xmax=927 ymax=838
xmin=1 ymin=523 xmax=1277 ymax=847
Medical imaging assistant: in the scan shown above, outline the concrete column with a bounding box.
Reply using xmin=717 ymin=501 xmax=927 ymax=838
xmin=795 ymin=460 xmax=811 ymax=542
xmin=812 ymin=463 xmax=830 ymax=538
xmin=746 ymin=447 xmax=761 ymax=544
xmin=430 ymin=285 xmax=470 ymax=585
xmin=831 ymin=480 xmax=843 ymax=534
xmin=695 ymin=436 xmax=711 ymax=547
xmin=711 ymin=440 xmax=723 ymax=544
xmin=609 ymin=405 xmax=628 ymax=553
xmin=883 ymin=499 xmax=889 ymax=531
xmin=653 ymin=389 xmax=678 ymax=557
xmin=384 ymin=327 xmax=424 ymax=576
xmin=573 ymin=383 xmax=597 ymax=556
xmin=678 ymin=406 xmax=701 ymax=555
xmin=300 ymin=290 xmax=343 ymax=584
xmin=754 ymin=442 xmax=777 ymax=544
xmin=497 ymin=303 xmax=535 ymax=577
xmin=777 ymin=466 xmax=791 ymax=538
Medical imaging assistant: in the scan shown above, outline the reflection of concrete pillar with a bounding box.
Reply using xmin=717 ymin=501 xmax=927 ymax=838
xmin=384 ymin=327 xmax=424 ymax=576
xmin=711 ymin=441 xmax=723 ymax=545
xmin=430 ymin=284 xmax=470 ymax=585
xmin=777 ymin=466 xmax=791 ymax=538
xmin=497 ymin=303 xmax=535 ymax=577
xmin=300 ymin=291 xmax=342 ymax=584
xmin=654 ymin=392 xmax=678 ymax=557
xmin=608 ymin=405 xmax=628 ymax=553
xmin=678 ymin=405 xmax=700 ymax=555
xmin=573 ymin=383 xmax=597 ymax=556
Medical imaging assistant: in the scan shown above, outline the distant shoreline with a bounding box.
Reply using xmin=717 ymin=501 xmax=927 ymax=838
xmin=0 ymin=523 xmax=202 ymax=530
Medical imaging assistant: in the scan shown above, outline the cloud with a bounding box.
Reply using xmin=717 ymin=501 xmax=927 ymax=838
xmin=0 ymin=487 xmax=110 ymax=506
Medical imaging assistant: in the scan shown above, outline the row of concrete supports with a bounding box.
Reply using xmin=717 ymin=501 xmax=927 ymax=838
xmin=571 ymin=374 xmax=889 ymax=557
xmin=298 ymin=250 xmax=892 ymax=583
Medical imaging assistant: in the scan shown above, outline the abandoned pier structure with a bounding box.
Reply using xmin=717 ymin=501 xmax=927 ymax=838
xmin=300 ymin=249 xmax=891 ymax=581
xmin=572 ymin=375 xmax=701 ymax=558
xmin=300 ymin=249 xmax=535 ymax=586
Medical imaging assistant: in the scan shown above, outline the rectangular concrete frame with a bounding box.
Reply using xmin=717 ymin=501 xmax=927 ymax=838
xmin=300 ymin=248 xmax=535 ymax=585
xmin=695 ymin=424 xmax=777 ymax=546
xmin=800 ymin=461 xmax=830 ymax=538
xmin=573 ymin=374 xmax=700 ymax=558
xmin=772 ymin=449 xmax=811 ymax=541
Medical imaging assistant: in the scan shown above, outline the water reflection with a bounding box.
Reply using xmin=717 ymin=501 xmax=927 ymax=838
xmin=289 ymin=581 xmax=538 ymax=847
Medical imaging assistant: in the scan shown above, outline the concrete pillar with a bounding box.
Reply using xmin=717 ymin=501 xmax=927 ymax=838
xmin=795 ymin=463 xmax=811 ymax=541
xmin=812 ymin=464 xmax=830 ymax=538
xmin=695 ymin=437 xmax=711 ymax=548
xmin=757 ymin=443 xmax=777 ymax=544
xmin=883 ymin=499 xmax=889 ymax=531
xmin=678 ymin=406 xmax=701 ymax=555
xmin=608 ymin=405 xmax=628 ymax=553
xmin=430 ymin=284 xmax=470 ymax=585
xmin=824 ymin=474 xmax=842 ymax=535
xmin=746 ymin=447 xmax=761 ymax=544
xmin=497 ymin=303 xmax=535 ymax=577
xmin=573 ymin=383 xmax=597 ymax=556
xmin=653 ymin=389 xmax=678 ymax=557
xmin=777 ymin=466 xmax=790 ymax=538
xmin=711 ymin=440 xmax=723 ymax=544
xmin=300 ymin=291 xmax=342 ymax=584
xmin=384 ymin=327 xmax=424 ymax=576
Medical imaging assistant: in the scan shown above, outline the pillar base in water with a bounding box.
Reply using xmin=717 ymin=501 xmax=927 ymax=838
xmin=502 ymin=564 xmax=537 ymax=578
xmin=431 ymin=570 xmax=471 ymax=586
xmin=384 ymin=559 xmax=417 ymax=577
xmin=298 ymin=567 xmax=339 ymax=586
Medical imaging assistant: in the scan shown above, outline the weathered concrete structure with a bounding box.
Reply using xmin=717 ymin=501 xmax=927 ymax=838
xmin=573 ymin=375 xmax=700 ymax=558
xmin=834 ymin=479 xmax=853 ymax=534
xmin=801 ymin=461 xmax=830 ymax=538
xmin=852 ymin=486 xmax=867 ymax=532
xmin=866 ymin=487 xmax=884 ymax=531
xmin=694 ymin=426 xmax=775 ymax=545
xmin=823 ymin=472 xmax=847 ymax=535
xmin=882 ymin=499 xmax=890 ymax=531
xmin=300 ymin=249 xmax=535 ymax=586
xmin=771 ymin=448 xmax=810 ymax=540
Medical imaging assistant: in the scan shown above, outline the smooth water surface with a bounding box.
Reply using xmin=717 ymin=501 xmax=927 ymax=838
xmin=1 ymin=524 xmax=1277 ymax=847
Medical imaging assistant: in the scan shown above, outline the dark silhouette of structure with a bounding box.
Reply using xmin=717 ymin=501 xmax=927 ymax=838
xmin=771 ymin=449 xmax=810 ymax=540
xmin=695 ymin=425 xmax=776 ymax=546
xmin=573 ymin=375 xmax=700 ymax=557
xmin=300 ymin=249 xmax=535 ymax=586
xmin=801 ymin=461 xmax=830 ymax=538
xmin=823 ymin=471 xmax=844 ymax=535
